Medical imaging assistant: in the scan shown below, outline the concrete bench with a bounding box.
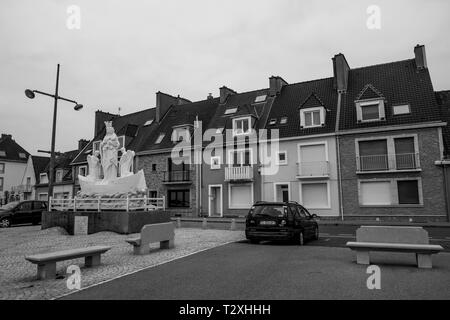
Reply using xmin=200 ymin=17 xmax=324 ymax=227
xmin=126 ymin=222 xmax=175 ymax=255
xmin=346 ymin=226 xmax=443 ymax=268
xmin=25 ymin=246 xmax=111 ymax=280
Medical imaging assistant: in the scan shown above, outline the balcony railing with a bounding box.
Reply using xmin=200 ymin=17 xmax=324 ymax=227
xmin=163 ymin=170 xmax=191 ymax=183
xmin=297 ymin=161 xmax=330 ymax=178
xmin=356 ymin=153 xmax=420 ymax=172
xmin=11 ymin=184 xmax=33 ymax=193
xmin=225 ymin=166 xmax=253 ymax=181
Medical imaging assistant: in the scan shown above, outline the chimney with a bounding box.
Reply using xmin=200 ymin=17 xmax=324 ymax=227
xmin=332 ymin=53 xmax=350 ymax=93
xmin=1 ymin=134 xmax=12 ymax=140
xmin=78 ymin=139 xmax=89 ymax=151
xmin=219 ymin=86 xmax=236 ymax=104
xmin=207 ymin=93 xmax=213 ymax=100
xmin=94 ymin=110 xmax=117 ymax=137
xmin=156 ymin=92 xmax=191 ymax=123
xmin=269 ymin=76 xmax=288 ymax=96
xmin=414 ymin=44 xmax=427 ymax=70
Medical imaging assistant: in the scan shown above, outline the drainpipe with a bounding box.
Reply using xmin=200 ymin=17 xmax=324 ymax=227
xmin=443 ymin=164 xmax=450 ymax=222
xmin=335 ymin=92 xmax=345 ymax=221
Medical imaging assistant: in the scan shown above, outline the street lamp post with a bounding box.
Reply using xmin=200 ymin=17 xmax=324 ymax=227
xmin=25 ymin=64 xmax=83 ymax=200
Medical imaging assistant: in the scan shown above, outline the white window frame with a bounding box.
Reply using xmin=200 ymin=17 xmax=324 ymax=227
xmin=210 ymin=156 xmax=221 ymax=170
xmin=254 ymin=95 xmax=267 ymax=103
xmin=232 ymin=116 xmax=252 ymax=136
xmin=300 ymin=107 xmax=326 ymax=128
xmin=0 ymin=177 xmax=3 ymax=191
xmin=0 ymin=163 xmax=4 ymax=174
xmin=208 ymin=184 xmax=223 ymax=217
xmin=78 ymin=165 xmax=87 ymax=177
xmin=276 ymin=151 xmax=288 ymax=166
xmin=40 ymin=173 xmax=48 ymax=184
xmin=299 ymin=181 xmax=331 ymax=209
xmin=355 ymin=99 xmax=386 ymax=123
xmin=392 ymin=104 xmax=411 ymax=115
xmin=228 ymin=183 xmax=254 ymax=209
xmin=227 ymin=148 xmax=254 ymax=167
xmin=358 ymin=178 xmax=423 ymax=207
xmin=273 ymin=182 xmax=291 ymax=203
xmin=280 ymin=117 xmax=288 ymax=124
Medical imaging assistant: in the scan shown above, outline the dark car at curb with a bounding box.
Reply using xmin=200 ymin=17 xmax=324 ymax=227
xmin=0 ymin=200 xmax=48 ymax=228
xmin=245 ymin=201 xmax=319 ymax=245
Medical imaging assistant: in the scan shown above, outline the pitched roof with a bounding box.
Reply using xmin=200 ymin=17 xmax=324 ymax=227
xmin=31 ymin=156 xmax=49 ymax=181
xmin=264 ymin=77 xmax=338 ymax=138
xmin=205 ymin=88 xmax=272 ymax=139
xmin=0 ymin=134 xmax=29 ymax=163
xmin=134 ymin=98 xmax=220 ymax=152
xmin=71 ymin=108 xmax=157 ymax=164
xmin=339 ymin=59 xmax=442 ymax=130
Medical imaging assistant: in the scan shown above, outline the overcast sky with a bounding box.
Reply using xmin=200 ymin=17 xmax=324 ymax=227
xmin=1 ymin=0 xmax=449 ymax=155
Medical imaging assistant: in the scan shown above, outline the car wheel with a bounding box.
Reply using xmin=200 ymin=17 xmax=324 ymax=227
xmin=313 ymin=226 xmax=319 ymax=240
xmin=298 ymin=231 xmax=304 ymax=246
xmin=0 ymin=218 xmax=11 ymax=228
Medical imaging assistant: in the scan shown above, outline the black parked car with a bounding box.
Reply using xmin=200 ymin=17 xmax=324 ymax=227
xmin=0 ymin=200 xmax=48 ymax=228
xmin=245 ymin=201 xmax=319 ymax=245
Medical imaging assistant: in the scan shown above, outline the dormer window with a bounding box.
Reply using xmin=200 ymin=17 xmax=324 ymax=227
xmin=172 ymin=127 xmax=191 ymax=142
xmin=155 ymin=133 xmax=165 ymax=144
xmin=300 ymin=107 xmax=325 ymax=128
xmin=280 ymin=117 xmax=288 ymax=124
xmin=232 ymin=116 xmax=252 ymax=136
xmin=40 ymin=173 xmax=48 ymax=184
xmin=92 ymin=141 xmax=100 ymax=154
xmin=356 ymin=100 xmax=385 ymax=122
xmin=55 ymin=169 xmax=64 ymax=182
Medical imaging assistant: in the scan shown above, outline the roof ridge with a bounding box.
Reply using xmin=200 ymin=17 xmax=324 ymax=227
xmin=283 ymin=76 xmax=334 ymax=88
xmin=350 ymin=58 xmax=414 ymax=71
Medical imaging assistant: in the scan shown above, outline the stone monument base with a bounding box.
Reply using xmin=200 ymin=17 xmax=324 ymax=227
xmin=42 ymin=210 xmax=171 ymax=235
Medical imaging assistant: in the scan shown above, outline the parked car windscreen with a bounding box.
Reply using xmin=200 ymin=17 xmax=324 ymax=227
xmin=249 ymin=205 xmax=287 ymax=218
xmin=0 ymin=201 xmax=20 ymax=211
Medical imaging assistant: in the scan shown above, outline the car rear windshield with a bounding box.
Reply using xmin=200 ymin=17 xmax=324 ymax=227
xmin=0 ymin=201 xmax=19 ymax=210
xmin=249 ymin=205 xmax=287 ymax=218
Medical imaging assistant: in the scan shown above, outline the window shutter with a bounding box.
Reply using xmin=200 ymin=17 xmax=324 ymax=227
xmin=356 ymin=103 xmax=362 ymax=122
xmin=320 ymin=107 xmax=326 ymax=126
xmin=299 ymin=110 xmax=305 ymax=128
xmin=379 ymin=100 xmax=386 ymax=120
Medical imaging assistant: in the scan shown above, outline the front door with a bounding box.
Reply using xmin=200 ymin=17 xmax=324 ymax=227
xmin=209 ymin=186 xmax=222 ymax=217
xmin=275 ymin=184 xmax=290 ymax=202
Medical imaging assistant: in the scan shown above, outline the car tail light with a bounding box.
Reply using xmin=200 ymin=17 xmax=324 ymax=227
xmin=280 ymin=220 xmax=286 ymax=226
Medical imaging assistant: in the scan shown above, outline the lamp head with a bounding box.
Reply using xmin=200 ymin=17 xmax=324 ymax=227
xmin=74 ymin=104 xmax=83 ymax=111
xmin=25 ymin=89 xmax=35 ymax=99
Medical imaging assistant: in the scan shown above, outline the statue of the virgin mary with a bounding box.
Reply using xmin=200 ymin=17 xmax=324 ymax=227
xmin=100 ymin=121 xmax=120 ymax=181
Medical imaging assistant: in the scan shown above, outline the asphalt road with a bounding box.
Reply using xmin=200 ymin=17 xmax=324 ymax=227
xmin=62 ymin=227 xmax=450 ymax=300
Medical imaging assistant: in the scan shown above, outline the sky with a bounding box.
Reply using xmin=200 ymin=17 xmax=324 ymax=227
xmin=1 ymin=0 xmax=449 ymax=155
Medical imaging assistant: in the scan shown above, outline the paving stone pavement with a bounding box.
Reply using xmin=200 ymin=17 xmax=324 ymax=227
xmin=0 ymin=225 xmax=245 ymax=300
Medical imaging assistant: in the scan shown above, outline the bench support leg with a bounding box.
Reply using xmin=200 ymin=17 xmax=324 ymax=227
xmin=160 ymin=239 xmax=174 ymax=249
xmin=134 ymin=245 xmax=149 ymax=255
xmin=356 ymin=251 xmax=370 ymax=265
xmin=416 ymin=254 xmax=432 ymax=269
xmin=37 ymin=263 xmax=56 ymax=280
xmin=85 ymin=254 xmax=101 ymax=267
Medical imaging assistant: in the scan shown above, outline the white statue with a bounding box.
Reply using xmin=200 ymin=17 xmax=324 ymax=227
xmin=119 ymin=148 xmax=135 ymax=177
xmin=86 ymin=150 xmax=101 ymax=180
xmin=100 ymin=121 xmax=120 ymax=181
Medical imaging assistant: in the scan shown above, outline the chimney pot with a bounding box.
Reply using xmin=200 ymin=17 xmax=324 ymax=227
xmin=269 ymin=76 xmax=287 ymax=96
xmin=332 ymin=53 xmax=350 ymax=93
